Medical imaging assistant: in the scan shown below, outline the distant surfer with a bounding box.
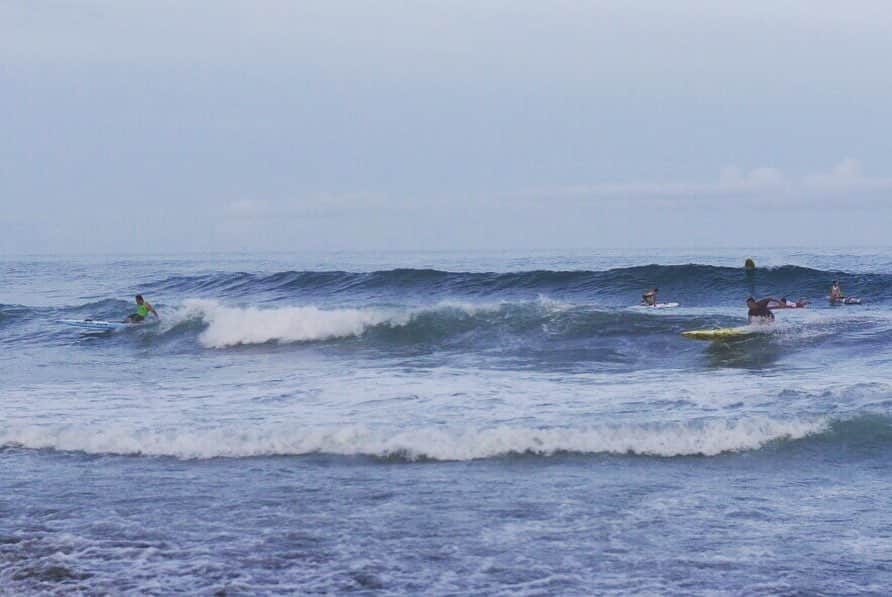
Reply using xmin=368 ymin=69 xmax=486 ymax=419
xmin=829 ymin=280 xmax=860 ymax=304
xmin=770 ymin=297 xmax=809 ymax=309
xmin=125 ymin=295 xmax=159 ymax=323
xmin=746 ymin=296 xmax=778 ymax=323
xmin=830 ymin=281 xmax=843 ymax=301
xmin=829 ymin=280 xmax=847 ymax=302
xmin=641 ymin=288 xmax=659 ymax=306
xmin=744 ymin=258 xmax=757 ymax=296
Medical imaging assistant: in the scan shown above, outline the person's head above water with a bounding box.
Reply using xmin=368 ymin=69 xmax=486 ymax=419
xmin=746 ymin=296 xmax=756 ymax=305
xmin=135 ymin=294 xmax=144 ymax=304
xmin=744 ymin=258 xmax=756 ymax=270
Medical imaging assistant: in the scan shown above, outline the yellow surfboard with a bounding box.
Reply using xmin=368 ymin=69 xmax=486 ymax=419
xmin=682 ymin=326 xmax=757 ymax=340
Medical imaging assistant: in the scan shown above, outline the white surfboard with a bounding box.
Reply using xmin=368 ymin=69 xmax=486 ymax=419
xmin=633 ymin=302 xmax=680 ymax=309
xmin=829 ymin=297 xmax=862 ymax=305
xmin=59 ymin=319 xmax=153 ymax=331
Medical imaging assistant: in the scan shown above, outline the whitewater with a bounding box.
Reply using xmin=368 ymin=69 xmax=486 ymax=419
xmin=3 ymin=248 xmax=892 ymax=594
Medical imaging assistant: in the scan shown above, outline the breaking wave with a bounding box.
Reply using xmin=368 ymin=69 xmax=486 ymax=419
xmin=178 ymin=299 xmax=411 ymax=348
xmin=0 ymin=416 xmax=849 ymax=460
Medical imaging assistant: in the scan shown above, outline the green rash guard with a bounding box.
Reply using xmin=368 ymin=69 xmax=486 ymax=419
xmin=136 ymin=303 xmax=150 ymax=318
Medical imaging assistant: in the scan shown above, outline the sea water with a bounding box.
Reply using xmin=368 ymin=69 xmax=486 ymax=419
xmin=2 ymin=248 xmax=892 ymax=594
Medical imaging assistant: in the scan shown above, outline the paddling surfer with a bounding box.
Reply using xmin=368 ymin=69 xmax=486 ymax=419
xmin=746 ymin=296 xmax=778 ymax=323
xmin=641 ymin=288 xmax=659 ymax=307
xmin=770 ymin=297 xmax=809 ymax=309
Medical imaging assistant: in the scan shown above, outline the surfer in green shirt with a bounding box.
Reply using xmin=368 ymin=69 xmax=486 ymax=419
xmin=126 ymin=295 xmax=159 ymax=323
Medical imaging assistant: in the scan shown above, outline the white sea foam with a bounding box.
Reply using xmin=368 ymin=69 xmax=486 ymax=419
xmin=170 ymin=298 xmax=567 ymax=348
xmin=0 ymin=417 xmax=829 ymax=460
xmin=427 ymin=300 xmax=506 ymax=316
xmin=179 ymin=299 xmax=410 ymax=348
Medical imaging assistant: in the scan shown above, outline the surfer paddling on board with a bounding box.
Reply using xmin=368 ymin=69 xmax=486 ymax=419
xmin=641 ymin=288 xmax=658 ymax=306
xmin=770 ymin=297 xmax=809 ymax=309
xmin=746 ymin=296 xmax=779 ymax=323
xmin=125 ymin=295 xmax=159 ymax=323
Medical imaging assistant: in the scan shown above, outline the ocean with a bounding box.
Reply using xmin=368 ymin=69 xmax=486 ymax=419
xmin=2 ymin=248 xmax=892 ymax=594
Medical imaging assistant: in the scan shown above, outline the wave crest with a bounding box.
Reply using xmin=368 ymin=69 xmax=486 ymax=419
xmin=1 ymin=417 xmax=830 ymax=460
xmin=138 ymin=264 xmax=892 ymax=305
xmin=179 ymin=299 xmax=410 ymax=348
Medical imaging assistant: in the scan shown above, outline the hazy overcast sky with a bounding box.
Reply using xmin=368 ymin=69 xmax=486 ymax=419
xmin=3 ymin=1 xmax=892 ymax=253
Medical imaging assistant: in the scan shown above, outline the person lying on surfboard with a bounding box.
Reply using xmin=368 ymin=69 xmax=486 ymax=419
xmin=769 ymin=297 xmax=809 ymax=309
xmin=125 ymin=294 xmax=159 ymax=323
xmin=641 ymin=288 xmax=659 ymax=306
xmin=746 ymin=296 xmax=779 ymax=323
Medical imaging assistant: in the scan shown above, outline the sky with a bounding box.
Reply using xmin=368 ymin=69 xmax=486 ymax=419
xmin=2 ymin=0 xmax=892 ymax=253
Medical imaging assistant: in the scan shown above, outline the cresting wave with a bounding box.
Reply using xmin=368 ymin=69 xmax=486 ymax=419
xmin=0 ymin=416 xmax=842 ymax=460
xmin=170 ymin=298 xmax=571 ymax=348
xmin=11 ymin=296 xmax=892 ymax=352
xmin=0 ymin=303 xmax=38 ymax=325
xmin=178 ymin=299 xmax=411 ymax=348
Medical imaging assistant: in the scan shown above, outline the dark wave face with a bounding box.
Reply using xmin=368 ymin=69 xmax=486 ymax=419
xmin=132 ymin=264 xmax=892 ymax=306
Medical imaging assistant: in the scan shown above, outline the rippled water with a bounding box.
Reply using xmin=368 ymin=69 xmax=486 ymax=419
xmin=2 ymin=248 xmax=892 ymax=594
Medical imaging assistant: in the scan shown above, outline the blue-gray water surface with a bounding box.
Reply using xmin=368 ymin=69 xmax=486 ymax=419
xmin=2 ymin=248 xmax=892 ymax=594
